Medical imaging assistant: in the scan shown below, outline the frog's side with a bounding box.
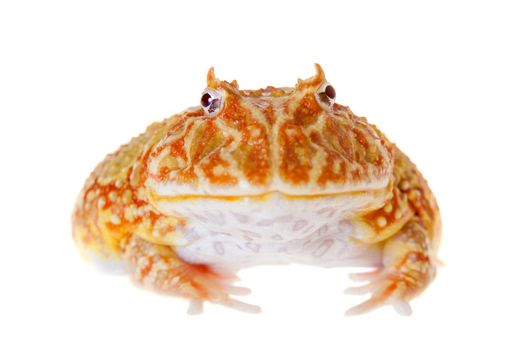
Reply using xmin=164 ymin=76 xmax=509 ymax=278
xmin=72 ymin=65 xmax=441 ymax=315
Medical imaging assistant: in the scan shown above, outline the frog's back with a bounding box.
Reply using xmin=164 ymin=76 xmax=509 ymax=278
xmin=72 ymin=117 xmax=176 ymax=261
xmin=392 ymin=145 xmax=441 ymax=250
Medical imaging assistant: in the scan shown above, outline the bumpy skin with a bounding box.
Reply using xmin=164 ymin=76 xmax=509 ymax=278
xmin=72 ymin=65 xmax=440 ymax=315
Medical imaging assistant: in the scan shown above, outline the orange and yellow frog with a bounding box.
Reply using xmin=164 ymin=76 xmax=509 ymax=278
xmin=72 ymin=64 xmax=441 ymax=315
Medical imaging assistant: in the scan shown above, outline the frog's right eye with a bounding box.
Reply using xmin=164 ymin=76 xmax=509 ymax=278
xmin=316 ymin=82 xmax=336 ymax=108
xmin=200 ymin=88 xmax=223 ymax=117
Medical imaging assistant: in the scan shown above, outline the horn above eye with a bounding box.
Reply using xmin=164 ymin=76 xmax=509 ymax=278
xmin=200 ymin=88 xmax=223 ymax=117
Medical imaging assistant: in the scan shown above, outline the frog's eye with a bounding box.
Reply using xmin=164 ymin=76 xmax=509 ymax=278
xmin=200 ymin=88 xmax=223 ymax=117
xmin=316 ymin=82 xmax=336 ymax=107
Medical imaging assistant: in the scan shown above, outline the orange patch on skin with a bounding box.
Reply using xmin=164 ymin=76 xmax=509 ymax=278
xmin=221 ymin=94 xmax=249 ymax=129
xmin=158 ymin=166 xmax=170 ymax=181
xmin=200 ymin=152 xmax=238 ymax=185
xmin=139 ymin=256 xmax=155 ymax=279
xmin=169 ymin=137 xmax=188 ymax=161
xmin=261 ymin=103 xmax=277 ymax=125
xmin=278 ymin=122 xmax=314 ymax=184
xmin=310 ymin=130 xmax=348 ymax=186
xmin=293 ymin=93 xmax=322 ymax=126
xmin=323 ymin=118 xmax=354 ymax=161
xmin=352 ymin=127 xmax=370 ymax=148
xmin=189 ymin=121 xmax=222 ymax=162
xmin=318 ymin=153 xmax=348 ymax=186
xmin=228 ymin=118 xmax=272 ymax=186
xmin=237 ymin=137 xmax=272 ymax=186
xmin=173 ymin=167 xmax=198 ymax=185
xmin=244 ymin=151 xmax=271 ymax=185
xmin=350 ymin=168 xmax=363 ymax=181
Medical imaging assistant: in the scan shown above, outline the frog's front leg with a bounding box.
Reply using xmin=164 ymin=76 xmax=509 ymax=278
xmin=123 ymin=235 xmax=260 ymax=314
xmin=345 ymin=217 xmax=436 ymax=316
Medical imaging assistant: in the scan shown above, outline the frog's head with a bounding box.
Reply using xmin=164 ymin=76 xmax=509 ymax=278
xmin=146 ymin=64 xmax=393 ymax=200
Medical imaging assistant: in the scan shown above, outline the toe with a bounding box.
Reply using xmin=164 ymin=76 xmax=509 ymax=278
xmin=391 ymin=299 xmax=412 ymax=316
xmin=218 ymin=298 xmax=262 ymax=314
xmin=187 ymin=299 xmax=204 ymax=315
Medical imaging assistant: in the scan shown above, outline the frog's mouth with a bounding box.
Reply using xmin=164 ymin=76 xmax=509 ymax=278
xmin=146 ymin=174 xmax=392 ymax=199
xmin=149 ymin=188 xmax=389 ymax=203
xmin=147 ymin=180 xmax=393 ymax=220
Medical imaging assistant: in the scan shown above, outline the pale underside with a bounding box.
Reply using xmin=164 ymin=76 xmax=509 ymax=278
xmin=159 ymin=193 xmax=382 ymax=272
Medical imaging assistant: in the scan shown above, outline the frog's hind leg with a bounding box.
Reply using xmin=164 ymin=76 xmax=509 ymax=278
xmin=344 ymin=218 xmax=437 ymax=316
xmin=123 ymin=236 xmax=260 ymax=314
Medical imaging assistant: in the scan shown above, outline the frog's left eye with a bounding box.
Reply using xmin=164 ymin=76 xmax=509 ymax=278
xmin=200 ymin=88 xmax=223 ymax=117
xmin=316 ymin=82 xmax=336 ymax=107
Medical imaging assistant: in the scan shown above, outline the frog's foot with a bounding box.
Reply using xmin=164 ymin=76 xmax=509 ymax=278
xmin=182 ymin=267 xmax=261 ymax=315
xmin=344 ymin=218 xmax=437 ymax=316
xmin=345 ymin=268 xmax=418 ymax=316
xmin=124 ymin=236 xmax=260 ymax=314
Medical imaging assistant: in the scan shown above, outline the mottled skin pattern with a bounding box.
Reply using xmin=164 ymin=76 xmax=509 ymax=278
xmin=72 ymin=65 xmax=440 ymax=315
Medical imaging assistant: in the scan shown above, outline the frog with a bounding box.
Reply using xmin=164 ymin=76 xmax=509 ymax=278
xmin=72 ymin=64 xmax=441 ymax=316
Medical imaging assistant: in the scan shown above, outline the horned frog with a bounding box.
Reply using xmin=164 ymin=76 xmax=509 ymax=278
xmin=72 ymin=64 xmax=441 ymax=315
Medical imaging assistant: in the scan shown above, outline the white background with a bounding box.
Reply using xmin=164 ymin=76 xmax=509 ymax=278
xmin=1 ymin=0 xmax=524 ymax=349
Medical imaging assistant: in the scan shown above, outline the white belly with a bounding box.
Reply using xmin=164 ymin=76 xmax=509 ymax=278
xmin=156 ymin=193 xmax=383 ymax=271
